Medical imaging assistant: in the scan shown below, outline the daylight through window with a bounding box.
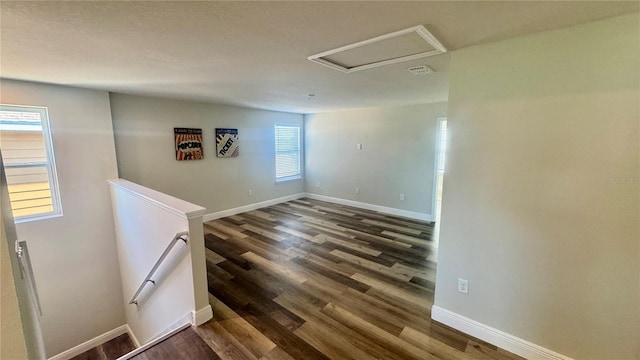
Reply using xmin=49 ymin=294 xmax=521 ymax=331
xmin=275 ymin=125 xmax=301 ymax=182
xmin=0 ymin=105 xmax=62 ymax=221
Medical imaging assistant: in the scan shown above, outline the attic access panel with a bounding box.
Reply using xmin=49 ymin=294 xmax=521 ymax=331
xmin=308 ymin=25 xmax=447 ymax=73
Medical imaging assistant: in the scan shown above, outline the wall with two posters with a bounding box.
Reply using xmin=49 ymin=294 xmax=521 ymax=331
xmin=173 ymin=128 xmax=240 ymax=161
xmin=110 ymin=93 xmax=303 ymax=215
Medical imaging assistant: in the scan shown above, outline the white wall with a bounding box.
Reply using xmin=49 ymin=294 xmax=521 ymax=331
xmin=434 ymin=14 xmax=639 ymax=359
xmin=0 ymin=79 xmax=125 ymax=357
xmin=1 ymin=154 xmax=46 ymax=360
xmin=109 ymin=94 xmax=304 ymax=216
xmin=1 ymin=194 xmax=29 ymax=360
xmin=109 ymin=179 xmax=209 ymax=344
xmin=304 ymin=103 xmax=447 ymax=219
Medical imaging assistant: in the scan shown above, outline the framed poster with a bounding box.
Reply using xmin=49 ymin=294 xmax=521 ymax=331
xmin=174 ymin=128 xmax=204 ymax=160
xmin=216 ymin=128 xmax=239 ymax=158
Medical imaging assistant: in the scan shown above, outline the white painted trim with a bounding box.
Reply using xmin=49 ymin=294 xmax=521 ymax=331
xmin=118 ymin=313 xmax=193 ymax=360
xmin=108 ymin=179 xmax=206 ymax=220
xmin=311 ymin=50 xmax=442 ymax=73
xmin=193 ymin=304 xmax=213 ymax=326
xmin=202 ymin=192 xmax=432 ymax=222
xmin=431 ymin=117 xmax=447 ymax=220
xmin=431 ymin=306 xmax=574 ymax=360
xmin=116 ymin=323 xmax=191 ymax=360
xmin=308 ymin=25 xmax=447 ymax=73
xmin=150 ymin=312 xmax=193 ymax=342
xmin=415 ymin=25 xmax=447 ymax=53
xmin=305 ymin=193 xmax=432 ymax=221
xmin=5 ymin=104 xmax=64 ymax=223
xmin=125 ymin=324 xmax=141 ymax=348
xmin=48 ymin=325 xmax=129 ymax=360
xmin=203 ymin=193 xmax=306 ymax=222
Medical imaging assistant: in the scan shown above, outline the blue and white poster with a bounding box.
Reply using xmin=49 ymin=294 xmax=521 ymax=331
xmin=215 ymin=128 xmax=239 ymax=158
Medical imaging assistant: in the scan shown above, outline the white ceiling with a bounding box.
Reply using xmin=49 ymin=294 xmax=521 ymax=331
xmin=1 ymin=1 xmax=638 ymax=114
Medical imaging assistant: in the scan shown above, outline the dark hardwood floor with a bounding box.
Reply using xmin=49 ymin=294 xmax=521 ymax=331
xmin=130 ymin=327 xmax=220 ymax=360
xmin=198 ymin=198 xmax=523 ymax=360
xmin=70 ymin=334 xmax=135 ymax=360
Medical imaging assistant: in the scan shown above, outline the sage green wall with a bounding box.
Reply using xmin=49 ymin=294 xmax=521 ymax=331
xmin=435 ymin=13 xmax=639 ymax=359
xmin=304 ymin=102 xmax=447 ymax=218
xmin=110 ymin=94 xmax=304 ymax=214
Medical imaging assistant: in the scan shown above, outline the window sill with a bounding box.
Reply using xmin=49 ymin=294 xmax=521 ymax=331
xmin=14 ymin=211 xmax=63 ymax=224
xmin=276 ymin=175 xmax=302 ymax=183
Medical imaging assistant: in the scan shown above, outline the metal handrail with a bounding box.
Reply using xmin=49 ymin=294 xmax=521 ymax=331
xmin=15 ymin=240 xmax=43 ymax=316
xmin=129 ymin=231 xmax=189 ymax=305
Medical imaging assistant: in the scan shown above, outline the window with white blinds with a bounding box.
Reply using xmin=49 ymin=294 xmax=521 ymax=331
xmin=275 ymin=125 xmax=302 ymax=182
xmin=0 ymin=104 xmax=62 ymax=222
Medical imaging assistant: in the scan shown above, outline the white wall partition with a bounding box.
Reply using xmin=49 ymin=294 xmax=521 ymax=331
xmin=435 ymin=14 xmax=639 ymax=359
xmin=108 ymin=179 xmax=211 ymax=345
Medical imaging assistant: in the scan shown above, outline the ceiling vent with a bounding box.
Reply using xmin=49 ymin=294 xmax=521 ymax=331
xmin=308 ymin=25 xmax=446 ymax=73
xmin=407 ymin=65 xmax=434 ymax=76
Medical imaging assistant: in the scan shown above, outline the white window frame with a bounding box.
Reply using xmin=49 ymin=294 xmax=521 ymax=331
xmin=0 ymin=104 xmax=62 ymax=223
xmin=274 ymin=124 xmax=302 ymax=183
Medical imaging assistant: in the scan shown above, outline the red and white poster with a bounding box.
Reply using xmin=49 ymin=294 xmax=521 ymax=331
xmin=174 ymin=128 xmax=204 ymax=160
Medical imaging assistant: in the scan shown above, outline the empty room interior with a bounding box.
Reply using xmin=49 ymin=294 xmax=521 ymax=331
xmin=1 ymin=2 xmax=638 ymax=360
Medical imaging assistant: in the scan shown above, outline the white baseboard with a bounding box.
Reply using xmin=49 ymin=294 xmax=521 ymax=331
xmin=118 ymin=312 xmax=195 ymax=360
xmin=431 ymin=306 xmax=573 ymax=360
xmin=125 ymin=324 xmax=141 ymax=348
xmin=203 ymin=193 xmax=306 ymax=222
xmin=116 ymin=323 xmax=190 ymax=360
xmin=148 ymin=312 xmax=193 ymax=343
xmin=193 ymin=304 xmax=213 ymax=326
xmin=202 ymin=192 xmax=433 ymax=222
xmin=48 ymin=325 xmax=129 ymax=360
xmin=304 ymin=193 xmax=433 ymax=221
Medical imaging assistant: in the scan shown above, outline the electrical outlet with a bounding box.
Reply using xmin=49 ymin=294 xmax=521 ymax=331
xmin=400 ymin=194 xmax=405 ymax=201
xmin=356 ymin=143 xmax=363 ymax=150
xmin=458 ymin=278 xmax=469 ymax=294
xmin=248 ymin=189 xmax=253 ymax=196
xmin=316 ymin=182 xmax=320 ymax=188
xmin=355 ymin=187 xmax=360 ymax=194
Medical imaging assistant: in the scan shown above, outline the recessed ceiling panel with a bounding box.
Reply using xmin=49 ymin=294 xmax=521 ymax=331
xmin=323 ymin=32 xmax=436 ymax=68
xmin=308 ymin=25 xmax=447 ymax=73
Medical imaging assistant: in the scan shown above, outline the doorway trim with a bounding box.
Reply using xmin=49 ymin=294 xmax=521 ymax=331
xmin=431 ymin=117 xmax=447 ymax=221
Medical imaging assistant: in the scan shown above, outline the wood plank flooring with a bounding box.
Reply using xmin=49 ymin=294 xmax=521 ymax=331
xmin=200 ymin=198 xmax=523 ymax=360
xmin=70 ymin=334 xmax=135 ymax=360
xmin=130 ymin=327 xmax=220 ymax=360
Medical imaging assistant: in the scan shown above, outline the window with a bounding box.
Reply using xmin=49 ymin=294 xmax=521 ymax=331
xmin=0 ymin=105 xmax=62 ymax=222
xmin=275 ymin=125 xmax=302 ymax=182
